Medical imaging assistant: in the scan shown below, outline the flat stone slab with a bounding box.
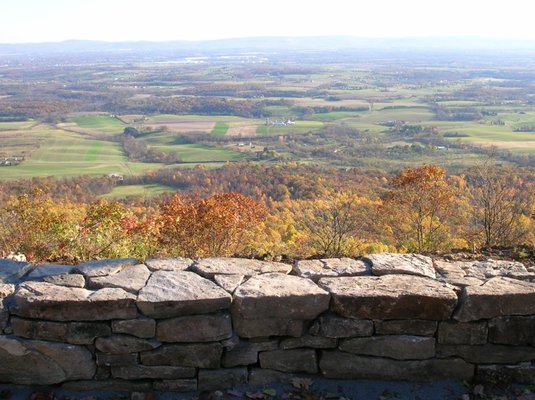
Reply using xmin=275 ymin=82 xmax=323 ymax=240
xmin=460 ymin=259 xmax=528 ymax=280
xmin=95 ymin=335 xmax=160 ymax=354
xmin=259 ymin=349 xmax=318 ymax=374
xmin=454 ymin=277 xmax=535 ymax=322
xmin=339 ymin=335 xmax=435 ymax=360
xmin=198 ymin=368 xmax=248 ymax=391
xmin=141 ymin=343 xmax=222 ymax=368
xmin=364 ymin=253 xmax=436 ymax=279
xmin=0 ymin=259 xmax=33 ymax=283
xmin=157 ymin=312 xmax=232 ymax=342
xmin=137 ymin=270 xmax=231 ymax=318
xmin=309 ymin=313 xmax=374 ymax=338
xmin=223 ymin=339 xmax=278 ymax=367
xmin=0 ymin=336 xmax=95 ymax=385
xmin=293 ymin=258 xmax=370 ymax=281
xmin=144 ymin=258 xmax=193 ymax=272
xmin=26 ymin=264 xmax=74 ymax=280
xmin=191 ymin=257 xmax=292 ymax=278
xmin=233 ymin=317 xmax=306 ymax=338
xmin=437 ymin=344 xmax=535 ymax=364
xmin=214 ymin=274 xmax=244 ymax=293
xmin=74 ymin=258 xmax=138 ymax=277
xmin=87 ymin=263 xmax=151 ymax=293
xmin=232 ymin=273 xmax=330 ymax=320
xmin=111 ymin=318 xmax=156 ymax=338
xmin=111 ymin=365 xmax=195 ymax=380
xmin=374 ymin=320 xmax=438 ymax=336
xmin=0 ymin=283 xmax=15 ymax=299
xmin=11 ymin=281 xmax=137 ymax=321
xmin=488 ymin=316 xmax=535 ymax=346
xmin=437 ymin=321 xmax=487 ymax=345
xmin=319 ymin=275 xmax=458 ymax=320
xmin=43 ymin=274 xmax=86 ymax=288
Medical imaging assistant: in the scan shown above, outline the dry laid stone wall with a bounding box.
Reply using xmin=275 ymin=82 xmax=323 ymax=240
xmin=0 ymin=253 xmax=535 ymax=392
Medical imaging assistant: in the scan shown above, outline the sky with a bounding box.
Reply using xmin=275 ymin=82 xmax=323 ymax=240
xmin=1 ymin=0 xmax=535 ymax=43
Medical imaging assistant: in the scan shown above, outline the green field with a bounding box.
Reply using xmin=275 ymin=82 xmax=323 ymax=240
xmin=211 ymin=122 xmax=230 ymax=136
xmin=101 ymin=184 xmax=175 ymax=199
xmin=68 ymin=115 xmax=126 ymax=135
xmin=256 ymin=121 xmax=324 ymax=135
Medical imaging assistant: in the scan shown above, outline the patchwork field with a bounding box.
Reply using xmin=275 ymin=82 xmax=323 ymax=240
xmin=100 ymin=184 xmax=176 ymax=198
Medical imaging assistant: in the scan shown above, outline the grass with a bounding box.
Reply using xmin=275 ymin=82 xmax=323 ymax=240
xmin=68 ymin=115 xmax=126 ymax=135
xmin=310 ymin=111 xmax=366 ymax=122
xmin=100 ymin=184 xmax=175 ymax=199
xmin=211 ymin=122 xmax=230 ymax=136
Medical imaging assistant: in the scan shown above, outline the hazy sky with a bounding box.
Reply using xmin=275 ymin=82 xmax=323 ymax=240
xmin=1 ymin=0 xmax=534 ymax=43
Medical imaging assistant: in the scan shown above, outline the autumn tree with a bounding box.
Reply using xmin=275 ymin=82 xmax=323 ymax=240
xmin=385 ymin=165 xmax=455 ymax=252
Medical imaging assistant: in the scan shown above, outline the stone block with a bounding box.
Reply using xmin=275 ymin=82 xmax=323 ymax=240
xmin=87 ymin=264 xmax=151 ymax=294
xmin=233 ymin=316 xmax=306 ymax=338
xmin=156 ymin=312 xmax=232 ymax=342
xmin=223 ymin=339 xmax=279 ymax=367
xmin=198 ymin=368 xmax=248 ymax=391
xmin=144 ymin=257 xmax=193 ymax=271
xmin=96 ymin=352 xmax=138 ymax=367
xmin=488 ymin=316 xmax=535 ymax=345
xmin=437 ymin=321 xmax=487 ymax=345
xmin=112 ymin=365 xmax=195 ymax=380
xmin=62 ymin=380 xmax=152 ymax=392
xmin=0 ymin=259 xmax=33 ymax=284
xmin=95 ymin=335 xmax=160 ymax=354
xmin=309 ymin=314 xmax=374 ymax=338
xmin=375 ymin=320 xmax=437 ymax=336
xmin=74 ymin=258 xmax=138 ymax=277
xmin=248 ymin=368 xmax=296 ymax=385
xmin=259 ymin=349 xmax=317 ymax=373
xmin=476 ymin=363 xmax=535 ymax=384
xmin=280 ymin=335 xmax=337 ymax=350
xmin=141 ymin=343 xmax=222 ymax=368
xmin=191 ymin=257 xmax=291 ymax=278
xmin=43 ymin=274 xmax=86 ymax=288
xmin=340 ymin=335 xmax=435 ymax=360
xmin=364 ymin=253 xmax=436 ymax=279
xmin=153 ymin=379 xmax=197 ymax=392
xmin=137 ymin=270 xmax=231 ymax=318
xmin=319 ymin=275 xmax=457 ymax=320
xmin=214 ymin=274 xmax=244 ymax=293
xmin=112 ymin=317 xmax=156 ymax=338
xmin=293 ymin=258 xmax=370 ymax=281
xmin=437 ymin=344 xmax=535 ymax=364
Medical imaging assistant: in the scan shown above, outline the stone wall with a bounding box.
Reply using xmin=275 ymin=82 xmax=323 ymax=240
xmin=0 ymin=253 xmax=534 ymax=392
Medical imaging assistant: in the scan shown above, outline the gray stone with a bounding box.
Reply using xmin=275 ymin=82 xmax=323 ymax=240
xmin=233 ymin=317 xmax=306 ymax=338
xmin=192 ymin=257 xmax=292 ymax=278
xmin=144 ymin=257 xmax=193 ymax=271
xmin=198 ymin=368 xmax=248 ymax=391
xmin=232 ymin=273 xmax=330 ymax=320
xmin=0 ymin=259 xmax=33 ymax=283
xmin=62 ymin=380 xmax=152 ymax=392
xmin=12 ymin=317 xmax=111 ymax=344
xmin=461 ymin=259 xmax=528 ymax=279
xmin=259 ymin=349 xmax=317 ymax=373
xmin=74 ymin=258 xmax=138 ymax=277
xmin=375 ymin=320 xmax=437 ymax=336
xmin=141 ymin=343 xmax=222 ymax=368
xmin=309 ymin=314 xmax=374 ymax=338
xmin=248 ymin=368 xmax=296 ymax=385
xmin=95 ymin=366 xmax=111 ymax=380
xmin=340 ymin=335 xmax=435 ymax=360
xmin=157 ymin=312 xmax=232 ymax=342
xmin=364 ymin=253 xmax=436 ymax=279
xmin=154 ymin=379 xmax=197 ymax=392
xmin=112 ymin=365 xmax=195 ymax=379
xmin=96 ymin=352 xmax=138 ymax=367
xmin=437 ymin=321 xmax=487 ymax=345
xmin=11 ymin=282 xmax=137 ymax=321
xmin=137 ymin=270 xmax=231 ymax=318
xmin=477 ymin=363 xmax=535 ymax=384
xmin=293 ymin=258 xmax=370 ymax=281
xmin=95 ymin=335 xmax=160 ymax=354
xmin=488 ymin=316 xmax=535 ymax=345
xmin=434 ymin=261 xmax=485 ymax=287
xmin=320 ymin=351 xmax=474 ymax=381
xmin=319 ymin=275 xmax=457 ymax=320
xmin=0 ymin=283 xmax=14 ymax=298
xmin=27 ymin=264 xmax=73 ymax=279
xmin=223 ymin=339 xmax=279 ymax=367
xmin=43 ymin=274 xmax=86 ymax=288
xmin=0 ymin=336 xmax=95 ymax=385
xmin=437 ymin=344 xmax=535 ymax=364
xmin=112 ymin=318 xmax=156 ymax=338
xmin=454 ymin=277 xmax=535 ymax=322
xmin=214 ymin=274 xmax=244 ymax=293
xmin=0 ymin=303 xmax=8 ymax=332
xmin=280 ymin=335 xmax=337 ymax=350
xmin=88 ymin=264 xmax=151 ymax=294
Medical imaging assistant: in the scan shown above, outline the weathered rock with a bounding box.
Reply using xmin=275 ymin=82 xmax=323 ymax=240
xmin=12 ymin=317 xmax=111 ymax=344
xmin=477 ymin=363 xmax=535 ymax=384
xmin=74 ymin=258 xmax=138 ymax=277
xmin=144 ymin=257 xmax=193 ymax=272
xmin=248 ymin=368 xmax=296 ymax=385
xmin=437 ymin=321 xmax=487 ymax=345
xmin=214 ymin=274 xmax=244 ymax=293
xmin=309 ymin=313 xmax=373 ymax=338
xmin=375 ymin=320 xmax=438 ymax=336
xmin=454 ymin=277 xmax=535 ymax=322
xmin=95 ymin=335 xmax=160 ymax=354
xmin=112 ymin=317 xmax=156 ymax=338
xmin=339 ymin=335 xmax=435 ymax=360
xmin=259 ymin=349 xmax=318 ymax=373
xmin=157 ymin=312 xmax=232 ymax=342
xmin=137 ymin=270 xmax=231 ymax=318
xmin=43 ymin=273 xmax=86 ymax=288
xmin=0 ymin=336 xmax=95 ymax=385
xmin=62 ymin=380 xmax=152 ymax=392
xmin=112 ymin=365 xmax=195 ymax=380
xmin=0 ymin=283 xmax=15 ymax=298
xmin=95 ymin=366 xmax=111 ymax=380
xmin=319 ymin=275 xmax=457 ymax=320
xmin=320 ymin=351 xmax=474 ymax=381
xmin=437 ymin=344 xmax=535 ymax=363
xmin=88 ymin=264 xmax=151 ymax=294
xmin=0 ymin=302 xmax=7 ymax=332
xmin=141 ymin=343 xmax=222 ymax=368
xmin=232 ymin=273 xmax=330 ymax=320
xmin=488 ymin=316 xmax=535 ymax=345
xmin=293 ymin=258 xmax=370 ymax=281
xmin=233 ymin=316 xmax=306 ymax=338
xmin=153 ymin=379 xmax=197 ymax=392
xmin=0 ymin=259 xmax=33 ymax=283
xmin=364 ymin=253 xmax=436 ymax=279
xmin=192 ymin=257 xmax=292 ymax=278
xmin=280 ymin=335 xmax=337 ymax=350
xmin=11 ymin=282 xmax=137 ymax=321
xmin=26 ymin=264 xmax=73 ymax=280
xmin=96 ymin=352 xmax=138 ymax=367
xmin=223 ymin=339 xmax=279 ymax=367
xmin=198 ymin=368 xmax=248 ymax=391
xmin=461 ymin=259 xmax=528 ymax=280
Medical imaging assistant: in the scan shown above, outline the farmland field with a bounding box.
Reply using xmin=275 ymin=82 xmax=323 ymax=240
xmin=100 ymin=184 xmax=176 ymax=199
